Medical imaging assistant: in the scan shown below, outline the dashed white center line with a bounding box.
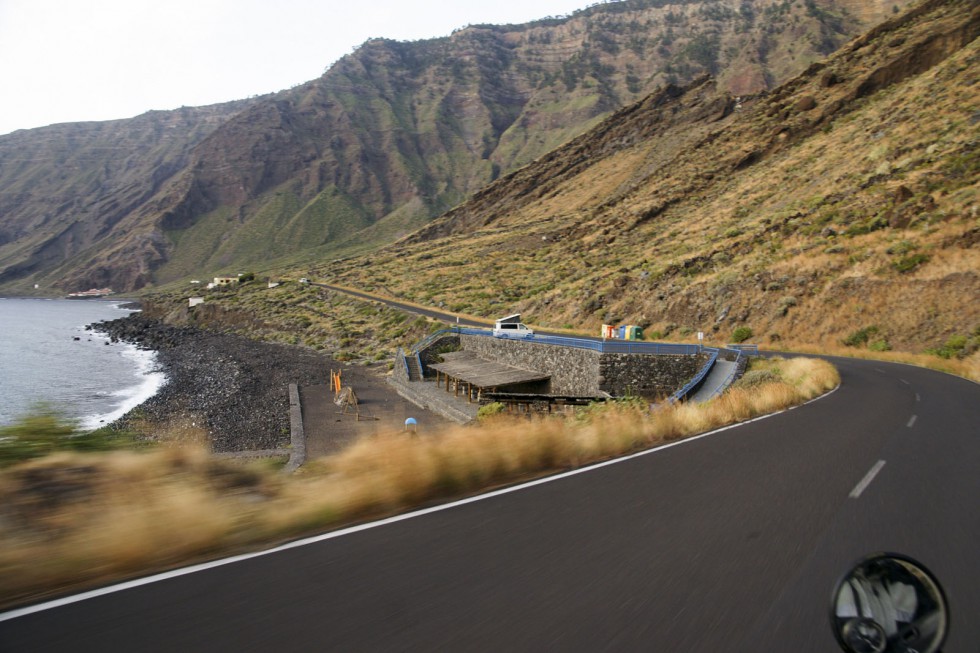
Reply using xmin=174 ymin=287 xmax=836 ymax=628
xmin=850 ymin=460 xmax=887 ymax=499
xmin=907 ymin=415 xmax=917 ymax=428
xmin=915 ymin=393 xmax=921 ymax=402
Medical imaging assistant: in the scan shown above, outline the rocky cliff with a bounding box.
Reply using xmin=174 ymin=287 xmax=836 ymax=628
xmin=324 ymin=0 xmax=979 ymax=354
xmin=0 ymin=0 xmax=908 ymax=293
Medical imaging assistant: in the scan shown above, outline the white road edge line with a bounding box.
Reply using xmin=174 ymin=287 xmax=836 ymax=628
xmin=850 ymin=460 xmax=886 ymax=499
xmin=907 ymin=415 xmax=917 ymax=428
xmin=0 ymin=384 xmax=841 ymax=623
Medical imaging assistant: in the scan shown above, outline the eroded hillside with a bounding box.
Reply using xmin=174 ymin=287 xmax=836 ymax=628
xmin=322 ymin=0 xmax=979 ymax=354
xmin=0 ymin=102 xmax=252 ymax=290
xmin=0 ymin=0 xmax=909 ymax=293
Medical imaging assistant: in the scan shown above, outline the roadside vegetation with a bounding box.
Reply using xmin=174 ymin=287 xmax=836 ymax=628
xmin=0 ymin=356 xmax=837 ymax=609
xmin=143 ymin=279 xmax=447 ymax=365
xmin=0 ymin=409 xmax=139 ymax=467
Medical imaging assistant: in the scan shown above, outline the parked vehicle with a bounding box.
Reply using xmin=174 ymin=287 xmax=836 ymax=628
xmin=493 ymin=314 xmax=534 ymax=338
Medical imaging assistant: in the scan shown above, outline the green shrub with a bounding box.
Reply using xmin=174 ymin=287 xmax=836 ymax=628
xmin=844 ymin=216 xmax=888 ymax=236
xmin=731 ymin=326 xmax=753 ymax=343
xmin=892 ymin=253 xmax=929 ymax=273
xmin=843 ymin=325 xmax=880 ymax=347
xmin=927 ymin=333 xmax=977 ymax=359
xmin=476 ymin=402 xmax=506 ymax=422
xmin=868 ymin=339 xmax=891 ymax=352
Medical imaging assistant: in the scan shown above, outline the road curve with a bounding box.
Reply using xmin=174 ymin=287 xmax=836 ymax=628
xmin=1 ymin=359 xmax=977 ymax=651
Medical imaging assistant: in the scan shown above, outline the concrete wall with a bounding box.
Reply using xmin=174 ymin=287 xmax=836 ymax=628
xmin=460 ymin=335 xmax=707 ymax=398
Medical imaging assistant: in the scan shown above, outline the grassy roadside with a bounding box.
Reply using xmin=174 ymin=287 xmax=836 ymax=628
xmin=765 ymin=343 xmax=980 ymax=384
xmin=0 ymin=357 xmax=837 ymax=609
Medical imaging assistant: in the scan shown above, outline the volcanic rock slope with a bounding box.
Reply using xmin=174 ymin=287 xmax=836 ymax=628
xmin=0 ymin=0 xmax=908 ymax=293
xmin=324 ymin=0 xmax=979 ymax=352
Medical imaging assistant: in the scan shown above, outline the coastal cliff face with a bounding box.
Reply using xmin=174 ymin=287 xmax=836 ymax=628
xmin=0 ymin=102 xmax=254 ymax=291
xmin=0 ymin=0 xmax=910 ymax=294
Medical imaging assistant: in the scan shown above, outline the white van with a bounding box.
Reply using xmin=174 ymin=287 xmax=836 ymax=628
xmin=493 ymin=314 xmax=534 ymax=338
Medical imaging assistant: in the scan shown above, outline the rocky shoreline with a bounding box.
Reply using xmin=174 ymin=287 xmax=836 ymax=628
xmin=91 ymin=315 xmax=340 ymax=452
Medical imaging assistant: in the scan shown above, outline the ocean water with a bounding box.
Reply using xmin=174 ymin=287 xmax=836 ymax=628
xmin=0 ymin=298 xmax=165 ymax=429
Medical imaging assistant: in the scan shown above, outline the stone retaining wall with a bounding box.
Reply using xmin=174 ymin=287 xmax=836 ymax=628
xmin=599 ymin=353 xmax=705 ymax=399
xmin=419 ymin=335 xmax=461 ymax=373
xmin=460 ymin=335 xmax=707 ymax=398
xmin=392 ymin=348 xmax=410 ymax=383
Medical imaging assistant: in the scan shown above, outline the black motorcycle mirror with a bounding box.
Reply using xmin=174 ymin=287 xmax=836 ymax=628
xmin=831 ymin=553 xmax=948 ymax=653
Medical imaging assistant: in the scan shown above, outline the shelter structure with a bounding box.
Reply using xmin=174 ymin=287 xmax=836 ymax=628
xmin=428 ymin=351 xmax=550 ymax=404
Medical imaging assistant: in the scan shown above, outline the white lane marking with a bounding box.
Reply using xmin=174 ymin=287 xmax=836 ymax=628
xmin=907 ymin=415 xmax=917 ymax=428
xmin=850 ymin=460 xmax=886 ymax=499
xmin=915 ymin=393 xmax=921 ymax=402
xmin=900 ymin=379 xmax=910 ymax=385
xmin=0 ymin=384 xmax=842 ymax=623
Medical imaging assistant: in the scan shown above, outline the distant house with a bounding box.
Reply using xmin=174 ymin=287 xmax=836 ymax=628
xmin=213 ymin=276 xmax=239 ymax=286
xmin=66 ymin=287 xmax=114 ymax=298
xmin=188 ymin=297 xmax=205 ymax=307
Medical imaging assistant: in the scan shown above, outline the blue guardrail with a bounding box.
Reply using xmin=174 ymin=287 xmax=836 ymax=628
xmin=410 ymin=327 xmax=702 ymax=356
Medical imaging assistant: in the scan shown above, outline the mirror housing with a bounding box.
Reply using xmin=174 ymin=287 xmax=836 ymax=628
xmin=831 ymin=553 xmax=948 ymax=653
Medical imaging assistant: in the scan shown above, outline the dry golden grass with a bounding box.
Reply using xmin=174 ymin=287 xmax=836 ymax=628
xmin=772 ymin=343 xmax=980 ymax=384
xmin=0 ymin=357 xmax=837 ymax=608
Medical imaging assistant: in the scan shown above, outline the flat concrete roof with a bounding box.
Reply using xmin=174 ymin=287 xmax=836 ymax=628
xmin=429 ymin=351 xmax=550 ymax=389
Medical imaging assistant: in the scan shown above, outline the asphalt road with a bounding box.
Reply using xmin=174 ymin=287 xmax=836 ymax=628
xmin=1 ymin=356 xmax=976 ymax=651
xmin=315 ymin=283 xmax=491 ymax=329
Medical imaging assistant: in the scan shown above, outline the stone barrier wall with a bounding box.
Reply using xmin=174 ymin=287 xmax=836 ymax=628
xmin=284 ymin=383 xmax=306 ymax=473
xmin=419 ymin=335 xmax=461 ymax=374
xmin=599 ymin=353 xmax=706 ymax=399
xmin=459 ymin=335 xmax=707 ymax=398
xmin=392 ymin=348 xmax=410 ymax=383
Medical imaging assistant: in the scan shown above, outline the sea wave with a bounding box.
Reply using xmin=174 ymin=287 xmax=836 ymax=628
xmin=79 ymin=343 xmax=166 ymax=431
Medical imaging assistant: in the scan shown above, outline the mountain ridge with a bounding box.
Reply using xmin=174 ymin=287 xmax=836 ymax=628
xmin=0 ymin=0 xmax=909 ymax=293
xmin=314 ymin=0 xmax=979 ymax=354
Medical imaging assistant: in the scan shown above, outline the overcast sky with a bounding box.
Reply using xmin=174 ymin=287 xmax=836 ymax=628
xmin=0 ymin=0 xmax=592 ymax=136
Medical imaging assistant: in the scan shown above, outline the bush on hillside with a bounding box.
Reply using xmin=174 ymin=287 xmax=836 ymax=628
xmin=843 ymin=325 xmax=880 ymax=347
xmin=731 ymin=326 xmax=753 ymax=343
